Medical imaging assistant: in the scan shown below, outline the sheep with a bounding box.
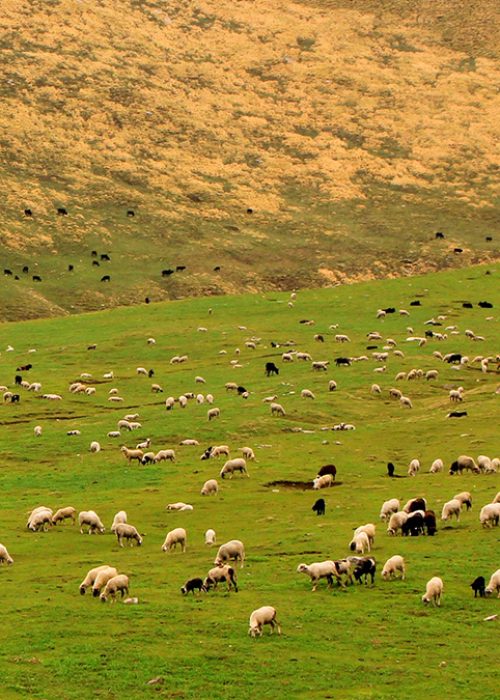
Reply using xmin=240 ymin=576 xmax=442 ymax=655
xmin=494 ymin=492 xmax=500 ymax=504
xmin=297 ymin=561 xmax=343 ymax=591
xmin=205 ymin=529 xmax=216 ymax=546
xmin=335 ymin=334 xmax=350 ymax=343
xmin=381 ymin=555 xmax=405 ymax=580
xmin=154 ymin=449 xmax=176 ymax=463
xmin=214 ymin=540 xmax=245 ymax=568
xmin=317 ymin=464 xmax=337 ymax=479
xmin=429 ymin=458 xmax=443 ymax=473
xmin=312 ymin=474 xmax=334 ymax=490
xmin=389 ymin=387 xmax=402 ymax=400
xmin=402 ymin=512 xmax=425 ymax=536
xmin=79 ymin=565 xmax=113 ymax=595
xmin=248 ymin=606 xmax=281 ymax=638
xmin=240 ymin=446 xmax=255 ymax=461
xmin=387 ymin=511 xmax=409 ymax=536
xmin=79 ymin=510 xmax=105 ymax=534
xmin=403 ymin=498 xmax=427 ymax=513
xmin=426 ymin=370 xmax=439 ymax=380
xmin=181 ymin=578 xmax=207 ymax=595
xmin=52 ymin=506 xmax=76 ymax=525
xmin=395 ymin=372 xmax=406 ymax=381
xmin=42 ymin=393 xmax=62 ymax=400
xmin=352 ymin=557 xmax=377 ymax=584
xmin=479 ymin=503 xmax=500 ymax=528
xmin=151 ymin=383 xmax=163 ymax=393
xmin=117 ymin=419 xmax=133 ymax=431
xmin=84 ymin=387 xmax=96 ymax=395
xmin=225 ymin=382 xmax=238 ymax=391
xmin=371 ymin=384 xmax=382 ymax=395
xmin=282 ymin=352 xmax=294 ymax=362
xmin=161 ymin=528 xmax=187 ymax=552
xmin=400 ymin=395 xmax=413 ymax=408
xmin=196 ymin=393 xmax=204 ymax=404
xmin=441 ymin=499 xmax=462 ymax=521
xmin=449 ymin=454 xmax=479 ymax=474
xmin=422 ymin=576 xmax=443 ymax=606
xmin=210 ymin=445 xmax=230 ymax=458
xmin=207 ymin=407 xmax=220 ymax=421
xmin=100 ymin=574 xmax=130 ymax=603
xmin=136 ymin=367 xmax=148 ymax=375
xmin=485 ymin=569 xmax=500 ymax=598
xmin=195 ymin=376 xmax=206 ymax=384
xmin=312 ymin=361 xmax=329 ymax=371
xmin=354 ymin=523 xmax=376 ymax=546
xmin=380 ymin=499 xmax=400 ymax=521
xmin=220 ymin=458 xmax=249 ymax=479
xmin=477 ymin=455 xmax=492 ymax=472
xmin=407 ymin=459 xmax=420 ymax=476
xmin=67 ymin=429 xmax=81 ymax=436
xmin=28 ymin=382 xmax=42 ymax=392
xmin=115 ymin=523 xmax=142 ymax=547
xmin=270 ymin=402 xmax=286 ymax=416
xmin=454 ymin=491 xmax=472 ymax=511
xmin=296 ymin=352 xmax=312 ymax=361
xmin=136 ymin=438 xmax=151 ymax=450
xmin=470 ymin=576 xmax=486 ymax=598
xmin=141 ymin=451 xmax=155 ymax=465
xmin=449 ymin=388 xmax=464 ymax=403
xmin=180 ymin=439 xmax=199 ymax=446
xmin=204 ymin=565 xmax=238 ymax=592
xmin=0 ymin=543 xmax=14 ymax=565
xmin=349 ymin=531 xmax=370 ymax=554
xmin=120 ymin=446 xmax=144 ymax=463
xmin=108 ymin=395 xmax=124 ymax=403
xmin=110 ymin=510 xmax=127 ymax=533
xmin=301 ymin=389 xmax=315 ymax=399
xmin=165 ymin=397 xmax=175 ymax=411
xmin=27 ymin=507 xmax=53 ymax=532
xmin=206 ymin=393 xmax=214 ymax=404
xmin=89 ymin=441 xmax=101 ymax=453
xmin=333 ymin=559 xmax=355 ymax=586
xmin=166 ymin=503 xmax=193 ymax=511
xmin=91 ymin=566 xmax=118 ymax=597
xmin=201 ymin=479 xmax=218 ymax=496
xmin=178 ymin=395 xmax=188 ymax=408
xmin=328 ymin=379 xmax=337 ymax=391
xmin=107 ymin=430 xmax=121 ymax=438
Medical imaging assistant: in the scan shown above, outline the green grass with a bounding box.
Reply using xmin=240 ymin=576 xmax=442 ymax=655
xmin=0 ymin=265 xmax=499 ymax=698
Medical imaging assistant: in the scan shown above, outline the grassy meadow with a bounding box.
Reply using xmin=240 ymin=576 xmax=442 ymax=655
xmin=0 ymin=264 xmax=498 ymax=698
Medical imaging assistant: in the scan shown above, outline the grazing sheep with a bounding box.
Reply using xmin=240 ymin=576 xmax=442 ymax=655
xmin=201 ymin=479 xmax=219 ymax=496
xmin=352 ymin=557 xmax=377 ymax=585
xmin=137 ymin=367 xmax=148 ymax=375
xmin=215 ymin=540 xmax=245 ymax=568
xmin=165 ymin=397 xmax=175 ymax=410
xmin=477 ymin=455 xmax=492 ymax=472
xmin=0 ymin=543 xmax=14 ymax=565
xmin=470 ymin=576 xmax=486 ymax=597
xmin=34 ymin=425 xmax=42 ymax=437
xmin=407 ymin=459 xmax=420 ymax=477
xmin=141 ymin=452 xmax=155 ymax=465
xmin=205 ymin=529 xmax=216 ymax=546
xmin=317 ymin=464 xmax=337 ymax=479
xmin=181 ymin=578 xmax=206 ymax=595
xmin=27 ymin=507 xmax=53 ymax=532
xmin=220 ymin=458 xmax=249 ymax=479
xmin=204 ymin=565 xmax=238 ymax=592
xmin=115 ymin=523 xmax=142 ymax=547
xmin=380 ymin=499 xmax=400 ymax=521
xmin=403 ymin=498 xmax=427 ymax=514
xmin=297 ymin=561 xmax=343 ymax=591
xmin=79 ymin=565 xmax=113 ymax=595
xmin=441 ymin=499 xmax=462 ymax=522
xmin=52 ymin=506 xmax=76 ymax=525
xmin=312 ymin=361 xmax=329 ymax=371
xmin=207 ymin=407 xmax=221 ymax=421
xmin=120 ymin=446 xmax=144 ymax=463
xmin=240 ymin=446 xmax=255 ymax=461
xmin=67 ymin=430 xmax=81 ymax=436
xmin=79 ymin=510 xmax=105 ymax=534
xmin=110 ymin=511 xmax=127 ymax=533
xmin=349 ymin=531 xmax=370 ymax=554
xmin=426 ymin=370 xmax=439 ymax=380
xmin=249 ymin=606 xmax=281 ymax=638
xmin=400 ymin=395 xmax=413 ymax=408
xmin=424 ymin=510 xmax=438 ymax=536
xmin=301 ymin=388 xmax=315 ymax=399
xmin=91 ymin=566 xmax=118 ymax=597
xmin=387 ymin=511 xmax=409 ymax=536
xmin=382 ymin=555 xmax=405 ymax=580
xmin=225 ymin=382 xmax=238 ymax=391
xmin=312 ymin=498 xmax=326 ymax=516
xmin=422 ymin=576 xmax=443 ymax=606
xmin=161 ymin=527 xmax=187 ymax=552
xmin=206 ymin=393 xmax=214 ymax=404
xmin=154 ymin=449 xmax=176 ymax=463
xmin=485 ymin=569 xmax=500 ymax=597
xmin=354 ymin=524 xmax=376 ymax=546
xmin=210 ymin=445 xmax=230 ymax=458
xmin=449 ymin=388 xmax=464 ymax=403
xmin=371 ymin=384 xmax=382 ymax=395
xmin=454 ymin=491 xmax=472 ymax=510
xmin=166 ymin=503 xmax=193 ymax=511
xmin=430 ymin=458 xmax=443 ymax=473
xmin=402 ymin=511 xmax=425 ymax=536
xmin=328 ymin=379 xmax=337 ymax=391
xmin=479 ymin=503 xmax=500 ymax=528
xmin=180 ymin=439 xmax=199 ymax=446
xmin=389 ymin=388 xmax=402 ymax=400
xmin=89 ymin=441 xmax=101 ymax=453
xmin=151 ymin=383 xmax=163 ymax=393
xmin=270 ymin=402 xmax=286 ymax=417
xmin=449 ymin=454 xmax=479 ymax=475
xmin=313 ymin=474 xmax=334 ymax=490
xmin=100 ymin=574 xmax=130 ymax=602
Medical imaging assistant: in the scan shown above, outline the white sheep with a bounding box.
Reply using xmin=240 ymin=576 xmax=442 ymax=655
xmin=382 ymin=555 xmax=405 ymax=580
xmin=154 ymin=449 xmax=176 ymax=463
xmin=214 ymin=540 xmax=245 ymax=568
xmin=210 ymin=445 xmax=230 ymax=458
xmin=296 ymin=561 xmax=342 ymax=591
xmin=485 ymin=569 xmax=500 ymax=597
xmin=449 ymin=388 xmax=464 ymax=403
xmin=453 ymin=492 xmax=472 ymax=510
xmin=479 ymin=503 xmax=500 ymax=528
xmin=248 ymin=606 xmax=281 ymax=638
xmin=441 ymin=499 xmax=462 ymax=521
xmin=91 ymin=566 xmax=118 ymax=597
xmin=108 ymin=396 xmax=124 ymax=403
xmin=151 ymin=383 xmax=163 ymax=393
xmin=136 ymin=438 xmax=151 ymax=450
xmin=178 ymin=395 xmax=188 ymax=408
xmin=79 ymin=565 xmax=114 ymax=595
xmin=100 ymin=574 xmax=130 ymax=603
xmin=380 ymin=499 xmax=400 ymax=521
xmin=220 ymin=458 xmax=249 ymax=479
xmin=89 ymin=441 xmax=101 ymax=453
xmin=270 ymin=402 xmax=286 ymax=417
xmin=115 ymin=523 xmax=142 ymax=547
xmin=312 ymin=361 xmax=329 ymax=371
xmin=107 ymin=431 xmax=121 ymax=438
xmin=117 ymin=419 xmax=133 ymax=431
xmin=79 ymin=510 xmax=105 ymax=534
xmin=207 ymin=407 xmax=220 ymax=421
xmin=328 ymin=379 xmax=337 ymax=391
xmin=477 ymin=455 xmax=492 ymax=472
xmin=196 ymin=393 xmax=204 ymax=404
xmin=371 ymin=384 xmax=382 ymax=395
xmin=400 ymin=395 xmax=413 ymax=408
xmin=201 ymin=479 xmax=219 ymax=496
xmin=429 ymin=458 xmax=443 ymax=474
xmin=354 ymin=523 xmax=376 ymax=546
xmin=312 ymin=474 xmax=334 ymax=490
xmin=161 ymin=527 xmax=187 ymax=552
xmin=165 ymin=397 xmax=175 ymax=410
xmin=300 ymin=388 xmax=315 ymax=400
xmin=407 ymin=459 xmax=420 ymax=477
xmin=110 ymin=510 xmax=127 ymax=533
xmin=206 ymin=393 xmax=214 ymax=404
xmin=240 ymin=446 xmax=255 ymax=461
xmin=120 ymin=446 xmax=144 ymax=463
xmin=205 ymin=529 xmax=216 ymax=546
xmin=52 ymin=506 xmax=76 ymax=525
xmin=180 ymin=439 xmax=199 ymax=446
xmin=103 ymin=371 xmax=114 ymax=380
xmin=147 ymin=337 xmax=156 ymax=345
xmin=166 ymin=503 xmax=193 ymax=511
xmin=0 ymin=543 xmax=14 ymax=565
xmin=204 ymin=564 xmax=238 ymax=592
xmin=387 ymin=511 xmax=409 ymax=535
xmin=27 ymin=506 xmax=53 ymax=532
xmin=34 ymin=425 xmax=42 ymax=437
xmin=136 ymin=367 xmax=148 ymax=375
xmin=422 ymin=576 xmax=443 ymax=606
xmin=425 ymin=370 xmax=439 ymax=380
xmin=349 ymin=531 xmax=370 ymax=554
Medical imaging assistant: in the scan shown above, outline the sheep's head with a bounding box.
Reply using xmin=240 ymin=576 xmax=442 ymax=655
xmin=297 ymin=564 xmax=308 ymax=574
xmin=421 ymin=594 xmax=430 ymax=605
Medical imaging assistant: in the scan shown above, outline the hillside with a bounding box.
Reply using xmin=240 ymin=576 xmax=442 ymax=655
xmin=1 ymin=0 xmax=499 ymax=320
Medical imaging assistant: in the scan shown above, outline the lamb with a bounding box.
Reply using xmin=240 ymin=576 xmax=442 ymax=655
xmin=181 ymin=578 xmax=207 ymax=595
xmin=90 ymin=441 xmax=101 ymax=453
xmin=248 ymin=606 xmax=281 ymax=638
xmin=470 ymin=576 xmax=486 ymax=597
xmin=270 ymin=402 xmax=286 ymax=416
xmin=453 ymin=491 xmax=472 ymax=510
xmin=301 ymin=389 xmax=315 ymax=399
xmin=220 ymin=458 xmax=249 ymax=479
xmin=379 ymin=499 xmax=400 ymax=521
xmin=120 ymin=446 xmax=144 ymax=463
xmin=204 ymin=565 xmax=238 ymax=592
xmin=79 ymin=565 xmax=114 ymax=595
xmin=479 ymin=503 xmax=500 ymax=528
xmin=354 ymin=524 xmax=376 ymax=546
xmin=441 ymin=499 xmax=462 ymax=521
xmin=100 ymin=574 xmax=130 ymax=602
xmin=161 ymin=527 xmax=187 ymax=552
xmin=166 ymin=503 xmax=193 ymax=511
xmin=381 ymin=555 xmax=405 ymax=580
xmin=205 ymin=529 xmax=216 ymax=546
xmin=421 ymin=576 xmax=443 ymax=606
xmin=27 ymin=507 xmax=53 ymax=532
xmin=34 ymin=425 xmax=42 ymax=437
xmin=240 ymin=446 xmax=255 ymax=460
xmin=312 ymin=474 xmax=334 ymax=490
xmin=485 ymin=569 xmax=500 ymax=597
xmin=297 ymin=561 xmax=343 ymax=591
xmin=214 ymin=540 xmax=245 ymax=568
xmin=201 ymin=479 xmax=219 ymax=496
xmin=407 ymin=459 xmax=420 ymax=477
xmin=429 ymin=458 xmax=443 ymax=473
xmin=207 ymin=407 xmax=220 ymax=421
xmin=52 ymin=506 xmax=76 ymax=525
xmin=91 ymin=566 xmax=118 ymax=597
xmin=0 ymin=544 xmax=14 ymax=565
xmin=109 ymin=511 xmax=127 ymax=534
xmin=79 ymin=510 xmax=105 ymax=534
xmin=349 ymin=531 xmax=370 ymax=554
xmin=387 ymin=511 xmax=409 ymax=535
xmin=115 ymin=523 xmax=142 ymax=547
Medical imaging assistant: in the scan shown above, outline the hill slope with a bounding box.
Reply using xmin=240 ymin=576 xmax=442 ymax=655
xmin=1 ymin=0 xmax=499 ymax=319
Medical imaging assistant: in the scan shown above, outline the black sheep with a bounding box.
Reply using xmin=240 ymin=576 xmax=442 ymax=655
xmin=312 ymin=498 xmax=326 ymax=516
xmin=265 ymin=362 xmax=279 ymax=376
xmin=353 ymin=557 xmax=376 ymax=585
xmin=470 ymin=576 xmax=486 ymax=598
xmin=181 ymin=578 xmax=207 ymax=595
xmin=317 ymin=464 xmax=337 ymax=479
xmin=387 ymin=462 xmax=395 ymax=477
xmin=402 ymin=512 xmax=424 ymax=537
xmin=424 ymin=510 xmax=437 ymax=536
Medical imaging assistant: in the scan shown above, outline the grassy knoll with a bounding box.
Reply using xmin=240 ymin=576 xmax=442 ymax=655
xmin=0 ymin=265 xmax=499 ymax=699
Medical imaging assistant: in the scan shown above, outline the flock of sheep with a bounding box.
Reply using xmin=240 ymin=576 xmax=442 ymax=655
xmin=0 ymin=286 xmax=498 ymax=642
